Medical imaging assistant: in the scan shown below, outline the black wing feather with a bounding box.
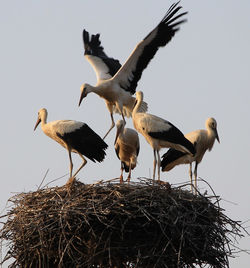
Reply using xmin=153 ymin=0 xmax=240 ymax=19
xmin=148 ymin=122 xmax=195 ymax=155
xmin=57 ymin=124 xmax=108 ymax=162
xmin=83 ymin=29 xmax=122 ymax=77
xmin=161 ymin=148 xmax=186 ymax=171
xmin=124 ymin=3 xmax=187 ymax=94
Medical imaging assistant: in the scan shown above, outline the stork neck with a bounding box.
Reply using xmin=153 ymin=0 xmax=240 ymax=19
xmin=132 ymin=98 xmax=142 ymax=117
xmin=88 ymin=83 xmax=104 ymax=96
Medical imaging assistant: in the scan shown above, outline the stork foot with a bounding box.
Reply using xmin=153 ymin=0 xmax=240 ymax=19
xmin=119 ymin=175 xmax=123 ymax=184
xmin=66 ymin=176 xmax=76 ymax=186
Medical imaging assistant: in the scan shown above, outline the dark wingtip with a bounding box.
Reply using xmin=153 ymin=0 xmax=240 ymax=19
xmin=82 ymin=29 xmax=105 ymax=56
xmin=161 ymin=2 xmax=188 ymax=29
xmin=83 ymin=29 xmax=89 ymax=43
xmin=160 ymin=148 xmax=186 ymax=171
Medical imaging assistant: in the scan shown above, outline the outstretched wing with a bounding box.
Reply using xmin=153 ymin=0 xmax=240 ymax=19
xmin=83 ymin=29 xmax=122 ymax=81
xmin=112 ymin=2 xmax=187 ymax=94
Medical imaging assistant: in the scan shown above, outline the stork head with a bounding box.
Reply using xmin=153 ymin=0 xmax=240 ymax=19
xmin=206 ymin=117 xmax=220 ymax=143
xmin=79 ymin=83 xmax=90 ymax=106
xmin=114 ymin=120 xmax=125 ymax=145
xmin=34 ymin=108 xmax=47 ymax=131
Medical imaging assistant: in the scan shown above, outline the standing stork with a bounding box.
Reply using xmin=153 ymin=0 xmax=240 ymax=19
xmin=34 ymin=108 xmax=108 ymax=184
xmin=132 ymin=91 xmax=195 ymax=181
xmin=79 ymin=2 xmax=187 ymax=139
xmin=114 ymin=120 xmax=140 ymax=183
xmin=161 ymin=117 xmax=220 ymax=193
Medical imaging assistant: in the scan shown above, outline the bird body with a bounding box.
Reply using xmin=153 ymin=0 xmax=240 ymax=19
xmin=34 ymin=108 xmax=108 ymax=183
xmin=79 ymin=2 xmax=187 ymax=139
xmin=161 ymin=118 xmax=220 ymax=192
xmin=186 ymin=128 xmax=217 ymax=162
xmin=133 ymin=113 xmax=193 ymax=153
xmin=132 ymin=91 xmax=195 ymax=180
xmin=114 ymin=120 xmax=139 ymax=182
xmin=82 ymin=80 xmax=139 ymax=118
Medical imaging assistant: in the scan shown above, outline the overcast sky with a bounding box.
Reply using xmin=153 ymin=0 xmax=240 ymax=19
xmin=0 ymin=0 xmax=249 ymax=266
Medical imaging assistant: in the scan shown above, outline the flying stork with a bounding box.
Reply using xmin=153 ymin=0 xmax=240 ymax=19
xmin=114 ymin=120 xmax=140 ymax=183
xmin=161 ymin=117 xmax=220 ymax=193
xmin=132 ymin=91 xmax=195 ymax=181
xmin=34 ymin=108 xmax=108 ymax=184
xmin=79 ymin=2 xmax=187 ymax=139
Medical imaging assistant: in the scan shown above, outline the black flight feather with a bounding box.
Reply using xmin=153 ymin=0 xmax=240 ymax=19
xmin=122 ymin=2 xmax=187 ymax=95
xmin=57 ymin=124 xmax=108 ymax=163
xmin=83 ymin=29 xmax=122 ymax=77
xmin=160 ymin=148 xmax=186 ymax=171
xmin=148 ymin=122 xmax=195 ymax=156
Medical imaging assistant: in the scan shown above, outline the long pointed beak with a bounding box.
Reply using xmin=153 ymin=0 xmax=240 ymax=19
xmin=114 ymin=127 xmax=121 ymax=145
xmin=132 ymin=99 xmax=138 ymax=110
xmin=78 ymin=92 xmax=85 ymax=107
xmin=215 ymin=129 xmax=220 ymax=143
xmin=34 ymin=118 xmax=41 ymax=131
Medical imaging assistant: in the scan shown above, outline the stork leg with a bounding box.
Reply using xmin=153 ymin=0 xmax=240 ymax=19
xmin=127 ymin=161 xmax=132 ymax=183
xmin=121 ymin=111 xmax=126 ymax=125
xmin=120 ymin=162 xmax=124 ymax=183
xmin=194 ymin=162 xmax=198 ymax=194
xmin=153 ymin=149 xmax=157 ymax=180
xmin=66 ymin=148 xmax=76 ymax=185
xmin=103 ymin=112 xmax=115 ymax=140
xmin=189 ymin=163 xmax=193 ymax=193
xmin=68 ymin=149 xmax=73 ymax=178
xmin=72 ymin=153 xmax=87 ymax=178
xmin=156 ymin=150 xmax=161 ymax=181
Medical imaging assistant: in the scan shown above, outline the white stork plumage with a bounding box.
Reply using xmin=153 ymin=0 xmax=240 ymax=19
xmin=132 ymin=91 xmax=195 ymax=181
xmin=114 ymin=120 xmax=140 ymax=183
xmin=161 ymin=117 xmax=220 ymax=193
xmin=34 ymin=108 xmax=108 ymax=184
xmin=79 ymin=2 xmax=187 ymax=139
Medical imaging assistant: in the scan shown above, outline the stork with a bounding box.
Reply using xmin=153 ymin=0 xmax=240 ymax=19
xmin=79 ymin=2 xmax=187 ymax=139
xmin=114 ymin=120 xmax=140 ymax=183
xmin=132 ymin=91 xmax=195 ymax=181
xmin=34 ymin=108 xmax=108 ymax=184
xmin=161 ymin=117 xmax=220 ymax=193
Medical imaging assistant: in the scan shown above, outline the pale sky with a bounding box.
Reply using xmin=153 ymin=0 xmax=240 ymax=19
xmin=0 ymin=0 xmax=250 ymax=267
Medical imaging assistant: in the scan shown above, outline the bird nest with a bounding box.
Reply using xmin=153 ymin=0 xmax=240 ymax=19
xmin=0 ymin=178 xmax=244 ymax=268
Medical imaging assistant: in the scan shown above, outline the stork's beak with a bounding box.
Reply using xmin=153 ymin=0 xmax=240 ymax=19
xmin=215 ymin=129 xmax=220 ymax=143
xmin=132 ymin=99 xmax=138 ymax=110
xmin=78 ymin=91 xmax=86 ymax=107
xmin=114 ymin=126 xmax=122 ymax=145
xmin=34 ymin=118 xmax=41 ymax=131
